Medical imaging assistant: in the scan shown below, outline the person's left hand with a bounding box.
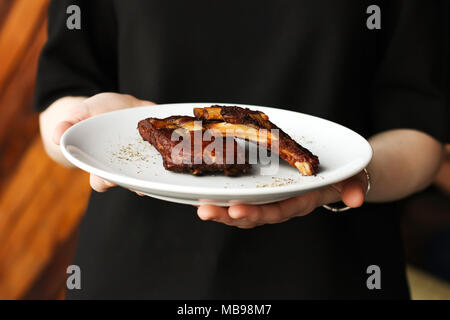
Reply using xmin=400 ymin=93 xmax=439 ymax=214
xmin=197 ymin=170 xmax=369 ymax=228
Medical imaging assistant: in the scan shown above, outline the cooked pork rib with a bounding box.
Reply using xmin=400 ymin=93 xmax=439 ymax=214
xmin=138 ymin=116 xmax=250 ymax=176
xmin=194 ymin=106 xmax=319 ymax=175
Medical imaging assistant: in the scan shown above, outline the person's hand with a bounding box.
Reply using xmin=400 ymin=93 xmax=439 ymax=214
xmin=197 ymin=170 xmax=369 ymax=229
xmin=52 ymin=92 xmax=155 ymax=192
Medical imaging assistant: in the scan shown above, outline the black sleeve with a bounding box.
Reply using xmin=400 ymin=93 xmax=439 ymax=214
xmin=370 ymin=0 xmax=449 ymax=142
xmin=34 ymin=0 xmax=117 ymax=112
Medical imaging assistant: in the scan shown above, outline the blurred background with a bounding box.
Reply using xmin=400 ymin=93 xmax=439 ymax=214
xmin=0 ymin=0 xmax=448 ymax=300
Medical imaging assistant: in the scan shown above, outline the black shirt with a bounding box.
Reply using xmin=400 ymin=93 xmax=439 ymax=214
xmin=35 ymin=0 xmax=448 ymax=299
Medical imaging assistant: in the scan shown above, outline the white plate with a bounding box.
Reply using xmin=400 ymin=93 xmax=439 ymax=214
xmin=61 ymin=103 xmax=372 ymax=206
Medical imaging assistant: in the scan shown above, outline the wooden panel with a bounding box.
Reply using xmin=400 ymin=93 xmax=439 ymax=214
xmin=0 ymin=0 xmax=49 ymax=95
xmin=0 ymin=138 xmax=90 ymax=299
xmin=0 ymin=0 xmax=91 ymax=300
xmin=24 ymin=228 xmax=79 ymax=300
xmin=0 ymin=0 xmax=49 ymax=193
xmin=0 ymin=1 xmax=14 ymax=29
xmin=0 ymin=18 xmax=46 ymax=191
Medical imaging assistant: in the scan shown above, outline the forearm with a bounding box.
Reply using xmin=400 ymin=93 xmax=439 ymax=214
xmin=366 ymin=129 xmax=444 ymax=202
xmin=39 ymin=96 xmax=86 ymax=167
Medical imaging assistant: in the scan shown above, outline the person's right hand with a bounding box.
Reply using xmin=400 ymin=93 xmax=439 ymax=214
xmin=52 ymin=92 xmax=155 ymax=192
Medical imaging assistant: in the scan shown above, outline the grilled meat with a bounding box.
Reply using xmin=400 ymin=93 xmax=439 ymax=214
xmin=138 ymin=116 xmax=250 ymax=176
xmin=193 ymin=106 xmax=319 ymax=175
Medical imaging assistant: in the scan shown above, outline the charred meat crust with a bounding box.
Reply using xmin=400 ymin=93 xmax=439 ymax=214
xmin=193 ymin=106 xmax=319 ymax=175
xmin=138 ymin=117 xmax=250 ymax=176
xmin=138 ymin=105 xmax=319 ymax=176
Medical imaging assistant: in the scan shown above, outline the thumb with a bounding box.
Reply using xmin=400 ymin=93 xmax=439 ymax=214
xmin=134 ymin=98 xmax=156 ymax=107
xmin=53 ymin=120 xmax=76 ymax=145
xmin=53 ymin=102 xmax=90 ymax=145
xmin=341 ymin=171 xmax=368 ymax=208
